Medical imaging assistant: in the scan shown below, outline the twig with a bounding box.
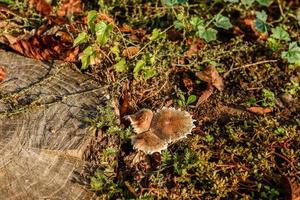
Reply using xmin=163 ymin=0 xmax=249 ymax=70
xmin=224 ymin=60 xmax=277 ymax=78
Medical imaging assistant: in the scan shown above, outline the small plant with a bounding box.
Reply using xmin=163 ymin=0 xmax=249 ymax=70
xmin=90 ymin=168 xmax=122 ymax=198
xmin=281 ymin=42 xmax=300 ymax=66
xmin=73 ymin=10 xmax=113 ymax=69
xmin=261 ymin=89 xmax=276 ymax=107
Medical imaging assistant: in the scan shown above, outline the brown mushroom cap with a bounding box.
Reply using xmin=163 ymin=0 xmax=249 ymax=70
xmin=127 ymin=107 xmax=195 ymax=154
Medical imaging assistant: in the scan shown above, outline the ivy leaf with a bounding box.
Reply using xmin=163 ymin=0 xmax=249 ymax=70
xmin=190 ymin=16 xmax=204 ymax=28
xmin=134 ymin=60 xmax=145 ymax=79
xmin=87 ymin=10 xmax=97 ymax=33
xmin=80 ymin=46 xmax=96 ymax=70
xmin=281 ymin=42 xmax=300 ymax=65
xmin=256 ymin=0 xmax=273 ymax=6
xmin=73 ymin=32 xmax=89 ymax=46
xmin=255 ymin=10 xmax=268 ymax=32
xmin=241 ymin=0 xmax=254 ymax=7
xmin=186 ymin=95 xmax=197 ymax=105
xmin=174 ymin=20 xmax=184 ymax=29
xmin=297 ymin=12 xmax=300 ymax=26
xmin=214 ymin=14 xmax=232 ymax=30
xmin=270 ymin=26 xmax=290 ymax=42
xmin=113 ymin=58 xmax=127 ymax=72
xmin=95 ymin=21 xmax=113 ymax=46
xmin=197 ymin=27 xmax=217 ymax=42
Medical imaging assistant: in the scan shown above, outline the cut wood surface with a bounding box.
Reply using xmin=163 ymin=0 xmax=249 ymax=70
xmin=0 ymin=51 xmax=106 ymax=199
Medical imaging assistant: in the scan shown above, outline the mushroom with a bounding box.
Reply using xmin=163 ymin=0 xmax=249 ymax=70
xmin=125 ymin=107 xmax=195 ymax=154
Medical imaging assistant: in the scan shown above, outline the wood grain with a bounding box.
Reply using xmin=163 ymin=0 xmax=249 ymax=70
xmin=0 ymin=51 xmax=106 ymax=199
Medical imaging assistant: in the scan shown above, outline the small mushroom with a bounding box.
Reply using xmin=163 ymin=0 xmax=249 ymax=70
xmin=125 ymin=107 xmax=195 ymax=154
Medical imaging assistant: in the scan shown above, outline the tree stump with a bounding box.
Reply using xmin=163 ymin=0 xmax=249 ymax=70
xmin=0 ymin=51 xmax=106 ymax=199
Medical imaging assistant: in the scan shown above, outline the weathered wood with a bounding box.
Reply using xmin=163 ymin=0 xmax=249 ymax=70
xmin=0 ymin=51 xmax=106 ymax=199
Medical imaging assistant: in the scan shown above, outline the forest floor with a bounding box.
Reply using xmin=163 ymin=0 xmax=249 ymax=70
xmin=0 ymin=0 xmax=299 ymax=199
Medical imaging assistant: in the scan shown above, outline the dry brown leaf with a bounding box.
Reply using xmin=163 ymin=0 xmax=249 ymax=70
xmin=196 ymin=84 xmax=214 ymax=106
xmin=119 ymin=88 xmax=130 ymax=117
xmin=64 ymin=46 xmax=79 ymax=62
xmin=182 ymin=73 xmax=194 ymax=92
xmin=119 ymin=24 xmax=134 ymax=33
xmin=210 ymin=66 xmax=224 ymax=91
xmin=0 ymin=34 xmax=18 ymax=45
xmin=122 ymin=46 xmax=140 ymax=58
xmin=9 ymin=26 xmax=76 ymax=61
xmin=29 ymin=0 xmax=52 ymax=15
xmin=57 ymin=0 xmax=82 ymax=17
xmin=196 ymin=65 xmax=224 ymax=91
xmin=247 ymin=106 xmax=272 ymax=115
xmin=99 ymin=12 xmax=114 ymax=23
xmin=0 ymin=66 xmax=6 ymax=83
xmin=185 ymin=38 xmax=204 ymax=58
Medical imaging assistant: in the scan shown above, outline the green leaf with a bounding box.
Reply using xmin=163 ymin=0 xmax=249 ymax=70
xmin=281 ymin=42 xmax=300 ymax=65
xmin=190 ymin=16 xmax=204 ymax=28
xmin=95 ymin=21 xmax=113 ymax=46
xmin=256 ymin=0 xmax=272 ymax=6
xmin=87 ymin=10 xmax=97 ymax=33
xmin=270 ymin=26 xmax=290 ymax=42
xmin=0 ymin=0 xmax=14 ymax=4
xmin=113 ymin=58 xmax=127 ymax=72
xmin=186 ymin=95 xmax=197 ymax=105
xmin=80 ymin=46 xmax=96 ymax=70
xmin=73 ymin=32 xmax=89 ymax=46
xmin=241 ymin=0 xmax=255 ymax=7
xmin=255 ymin=11 xmax=268 ymax=32
xmin=274 ymin=127 xmax=285 ymax=135
xmin=143 ymin=68 xmax=157 ymax=80
xmin=134 ymin=59 xmax=145 ymax=79
xmin=214 ymin=14 xmax=232 ymax=30
xmin=256 ymin=10 xmax=268 ymax=22
xmin=111 ymin=42 xmax=120 ymax=61
xmin=198 ymin=27 xmax=217 ymax=42
xmin=174 ymin=20 xmax=184 ymax=29
xmin=267 ymin=38 xmax=283 ymax=51
xmin=203 ymin=135 xmax=215 ymax=143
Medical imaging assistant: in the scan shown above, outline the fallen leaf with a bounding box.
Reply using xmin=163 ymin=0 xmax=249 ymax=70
xmin=0 ymin=67 xmax=6 ymax=83
xmin=182 ymin=73 xmax=194 ymax=92
xmin=57 ymin=0 xmax=82 ymax=17
xmin=247 ymin=106 xmax=272 ymax=115
xmin=196 ymin=65 xmax=224 ymax=91
xmin=64 ymin=46 xmax=80 ymax=62
xmin=210 ymin=66 xmax=224 ymax=91
xmin=99 ymin=12 xmax=114 ymax=23
xmin=122 ymin=46 xmax=140 ymax=58
xmin=119 ymin=87 xmax=130 ymax=117
xmin=28 ymin=0 xmax=52 ymax=16
xmin=8 ymin=25 xmax=77 ymax=61
xmin=185 ymin=38 xmax=204 ymax=58
xmin=196 ymin=84 xmax=214 ymax=106
xmin=119 ymin=24 xmax=134 ymax=33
